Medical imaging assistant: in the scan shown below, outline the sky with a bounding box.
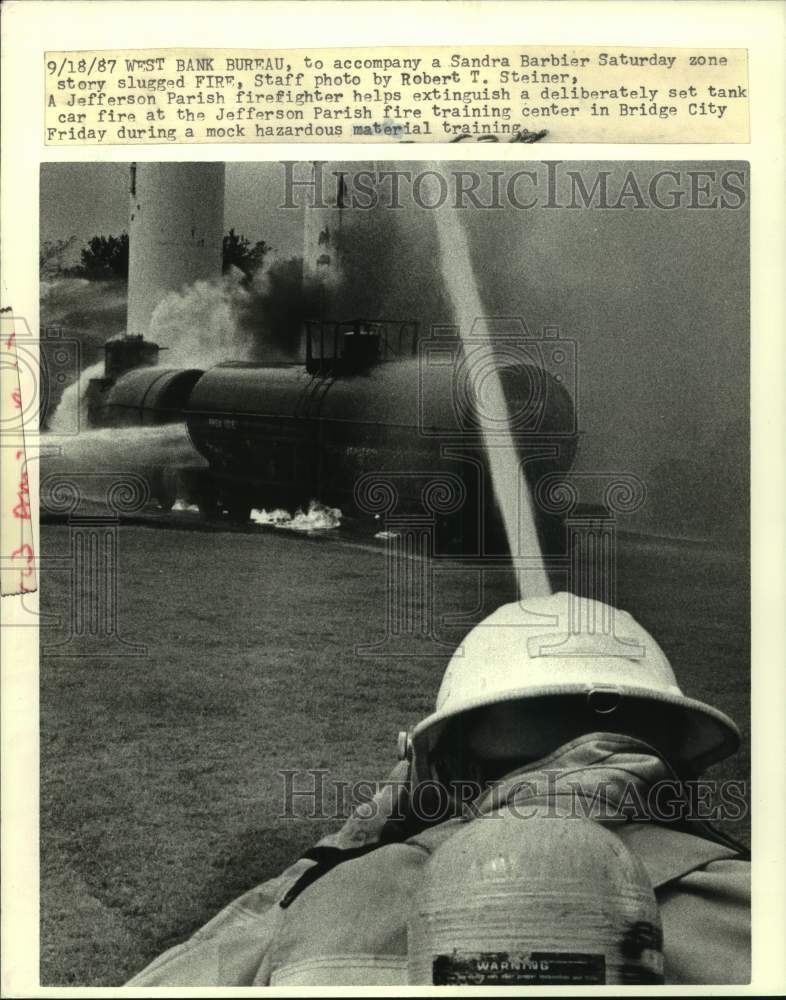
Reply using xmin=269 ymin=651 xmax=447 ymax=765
xmin=40 ymin=162 xmax=305 ymax=258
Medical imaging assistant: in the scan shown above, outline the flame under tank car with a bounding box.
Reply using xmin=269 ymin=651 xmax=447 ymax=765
xmin=88 ymin=322 xmax=578 ymax=554
xmin=185 ymin=320 xmax=578 ymax=554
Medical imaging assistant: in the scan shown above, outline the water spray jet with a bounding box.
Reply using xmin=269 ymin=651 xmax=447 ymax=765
xmin=424 ymin=163 xmax=552 ymax=598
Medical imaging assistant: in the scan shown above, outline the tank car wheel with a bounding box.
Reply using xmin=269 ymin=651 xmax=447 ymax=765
xmin=196 ymin=482 xmax=222 ymax=522
xmin=225 ymin=494 xmax=253 ymax=526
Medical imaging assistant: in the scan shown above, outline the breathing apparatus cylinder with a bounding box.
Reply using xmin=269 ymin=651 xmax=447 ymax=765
xmin=407 ymin=812 xmax=664 ymax=985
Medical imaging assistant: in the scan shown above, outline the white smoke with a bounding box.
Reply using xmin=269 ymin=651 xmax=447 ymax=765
xmin=250 ymin=500 xmax=342 ymax=532
xmin=40 ymin=277 xmax=127 ymax=343
xmin=48 ymin=361 xmax=104 ymax=435
xmin=41 ymin=276 xmax=90 ymax=296
xmin=45 ymin=269 xmax=256 ymax=434
xmin=147 ymin=269 xmax=253 ymax=369
xmin=42 ymin=249 xmax=313 ymax=515
xmin=45 ymin=424 xmax=204 ymax=470
xmin=146 ymin=258 xmax=309 ymax=368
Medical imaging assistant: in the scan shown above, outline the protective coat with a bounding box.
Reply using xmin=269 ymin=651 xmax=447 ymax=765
xmin=128 ymin=734 xmax=750 ymax=987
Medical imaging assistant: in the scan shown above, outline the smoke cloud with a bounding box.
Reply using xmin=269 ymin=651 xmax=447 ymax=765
xmin=41 ymin=278 xmax=127 ymax=346
xmin=148 ymin=257 xmax=322 ymax=368
xmin=43 ymin=252 xmax=325 ymax=436
xmin=48 ymin=360 xmax=103 ymax=434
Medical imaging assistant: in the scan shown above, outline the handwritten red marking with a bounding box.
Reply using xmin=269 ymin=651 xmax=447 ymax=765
xmin=2 ymin=328 xmax=37 ymax=594
xmin=13 ymin=471 xmax=31 ymax=520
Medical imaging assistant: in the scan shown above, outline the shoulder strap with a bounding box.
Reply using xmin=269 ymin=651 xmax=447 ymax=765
xmin=616 ymin=823 xmax=742 ymax=889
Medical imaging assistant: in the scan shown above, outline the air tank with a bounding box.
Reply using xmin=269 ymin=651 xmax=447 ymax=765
xmin=126 ymin=162 xmax=225 ymax=338
xmin=407 ymin=814 xmax=664 ymax=985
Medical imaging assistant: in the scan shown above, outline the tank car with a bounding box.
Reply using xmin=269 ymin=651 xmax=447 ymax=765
xmin=84 ymin=321 xmax=577 ymax=554
xmin=85 ymin=335 xmax=204 ymax=507
xmin=86 ymin=336 xmax=203 ymax=428
xmin=183 ymin=319 xmax=577 ymax=554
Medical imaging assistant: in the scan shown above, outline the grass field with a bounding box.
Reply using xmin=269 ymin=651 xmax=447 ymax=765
xmin=40 ymin=522 xmax=750 ymax=985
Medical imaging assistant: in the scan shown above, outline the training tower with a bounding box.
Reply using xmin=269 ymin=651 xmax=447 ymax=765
xmin=126 ymin=162 xmax=225 ymax=338
xmin=302 ymin=162 xmax=344 ymax=317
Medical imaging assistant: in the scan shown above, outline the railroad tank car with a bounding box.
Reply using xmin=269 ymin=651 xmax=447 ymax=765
xmin=183 ymin=320 xmax=578 ymax=554
xmin=88 ymin=366 xmax=204 ymax=428
xmin=84 ymin=321 xmax=577 ymax=553
xmin=86 ymin=336 xmax=203 ymax=428
xmin=84 ymin=336 xmax=205 ymax=508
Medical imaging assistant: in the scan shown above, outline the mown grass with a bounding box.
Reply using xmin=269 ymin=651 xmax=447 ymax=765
xmin=40 ymin=525 xmax=749 ymax=985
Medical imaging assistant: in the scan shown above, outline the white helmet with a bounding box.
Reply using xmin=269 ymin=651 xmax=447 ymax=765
xmin=410 ymin=592 xmax=739 ymax=779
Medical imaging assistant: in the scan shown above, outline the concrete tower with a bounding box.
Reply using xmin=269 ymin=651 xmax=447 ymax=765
xmin=127 ymin=163 xmax=225 ymax=337
xmin=302 ymin=163 xmax=344 ymax=318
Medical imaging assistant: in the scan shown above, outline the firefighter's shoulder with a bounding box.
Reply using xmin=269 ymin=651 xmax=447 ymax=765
xmin=267 ymin=840 xmax=426 ymax=986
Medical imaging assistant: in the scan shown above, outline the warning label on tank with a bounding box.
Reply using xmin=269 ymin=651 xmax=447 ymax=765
xmin=432 ymin=950 xmax=606 ymax=985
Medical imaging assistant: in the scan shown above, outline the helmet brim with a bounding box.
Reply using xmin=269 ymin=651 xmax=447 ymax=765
xmin=412 ymin=685 xmax=740 ymax=780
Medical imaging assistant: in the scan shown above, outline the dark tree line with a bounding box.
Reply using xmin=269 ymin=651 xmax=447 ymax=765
xmin=79 ymin=234 xmax=130 ymax=280
xmin=41 ymin=230 xmax=270 ymax=282
xmin=221 ymin=229 xmax=270 ymax=282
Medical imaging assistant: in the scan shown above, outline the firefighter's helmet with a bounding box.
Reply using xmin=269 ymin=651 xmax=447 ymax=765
xmin=409 ymin=592 xmax=739 ymax=779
